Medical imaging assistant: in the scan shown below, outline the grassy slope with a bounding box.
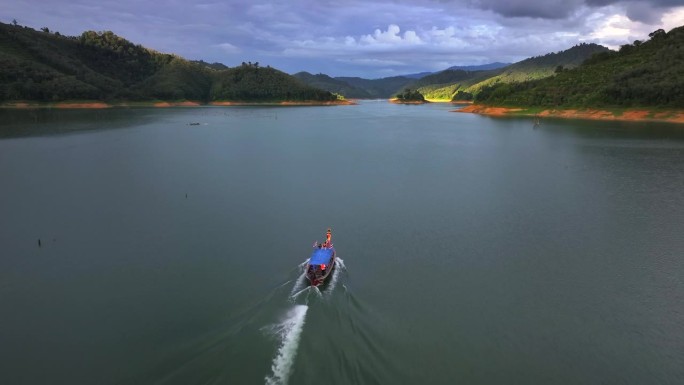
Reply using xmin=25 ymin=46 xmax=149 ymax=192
xmin=412 ymin=69 xmax=502 ymax=100
xmin=411 ymin=43 xmax=608 ymax=101
xmin=464 ymin=43 xmax=608 ymax=94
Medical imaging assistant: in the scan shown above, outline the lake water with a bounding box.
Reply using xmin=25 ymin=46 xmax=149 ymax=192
xmin=1 ymin=102 xmax=683 ymax=385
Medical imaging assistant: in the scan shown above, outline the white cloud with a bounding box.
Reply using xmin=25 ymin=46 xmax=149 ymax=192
xmin=582 ymin=5 xmax=684 ymax=48
xmin=360 ymin=24 xmax=424 ymax=45
xmin=588 ymin=13 xmax=636 ymax=43
xmin=426 ymin=26 xmax=457 ymax=42
xmin=404 ymin=30 xmax=421 ymax=43
xmin=661 ymin=6 xmax=684 ymax=30
xmin=216 ymin=42 xmax=240 ymax=53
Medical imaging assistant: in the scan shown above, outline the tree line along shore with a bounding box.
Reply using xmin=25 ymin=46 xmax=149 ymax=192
xmin=2 ymin=20 xmax=684 ymax=124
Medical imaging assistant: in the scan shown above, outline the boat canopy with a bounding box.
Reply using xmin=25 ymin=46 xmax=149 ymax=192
xmin=309 ymin=248 xmax=333 ymax=265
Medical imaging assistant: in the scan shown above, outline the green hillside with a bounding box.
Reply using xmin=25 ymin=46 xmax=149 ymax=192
xmin=475 ymin=27 xmax=684 ymax=108
xmin=393 ymin=88 xmax=426 ymax=103
xmin=464 ymin=43 xmax=609 ymax=95
xmin=335 ymin=76 xmax=414 ymax=99
xmin=0 ymin=22 xmax=337 ymax=103
xmin=412 ymin=69 xmax=501 ymax=100
xmin=410 ymin=43 xmax=608 ymax=101
xmin=294 ymin=43 xmax=607 ymax=101
xmin=210 ymin=65 xmax=336 ymax=101
xmin=192 ymin=60 xmax=229 ymax=70
xmin=293 ymin=72 xmax=372 ymax=99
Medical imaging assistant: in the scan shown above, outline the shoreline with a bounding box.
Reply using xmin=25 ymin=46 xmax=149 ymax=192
xmin=0 ymin=99 xmax=356 ymax=109
xmin=455 ymin=105 xmax=684 ymax=124
xmin=388 ymin=98 xmax=429 ymax=105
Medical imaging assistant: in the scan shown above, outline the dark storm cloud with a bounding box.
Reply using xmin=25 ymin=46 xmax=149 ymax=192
xmin=464 ymin=0 xmax=683 ymax=22
xmin=586 ymin=0 xmax=684 ymax=6
xmin=470 ymin=0 xmax=585 ymax=19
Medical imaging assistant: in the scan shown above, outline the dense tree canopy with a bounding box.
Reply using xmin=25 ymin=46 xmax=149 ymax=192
xmin=394 ymin=88 xmax=425 ymax=101
xmin=474 ymin=27 xmax=684 ymax=108
xmin=0 ymin=22 xmax=336 ymax=103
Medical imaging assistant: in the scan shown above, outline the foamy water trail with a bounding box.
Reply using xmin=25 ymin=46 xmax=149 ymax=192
xmin=289 ymin=286 xmax=310 ymax=301
xmin=288 ymin=273 xmax=307 ymax=301
xmin=264 ymin=305 xmax=309 ymax=385
xmin=336 ymin=257 xmax=346 ymax=270
xmin=325 ymin=257 xmax=345 ymax=297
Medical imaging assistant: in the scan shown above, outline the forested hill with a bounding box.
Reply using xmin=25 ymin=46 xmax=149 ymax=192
xmin=292 ymin=44 xmax=608 ymax=101
xmin=464 ymin=43 xmax=608 ymax=92
xmin=334 ymin=76 xmax=415 ymax=99
xmin=293 ymin=72 xmax=373 ymax=99
xmin=475 ymin=26 xmax=684 ymax=108
xmin=292 ymin=71 xmax=415 ymax=99
xmin=0 ymin=22 xmax=337 ymax=103
xmin=411 ymin=43 xmax=609 ymax=100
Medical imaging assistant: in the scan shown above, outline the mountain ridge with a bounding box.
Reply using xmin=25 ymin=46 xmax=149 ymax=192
xmin=0 ymin=22 xmax=339 ymax=103
xmin=294 ymin=45 xmax=609 ymax=100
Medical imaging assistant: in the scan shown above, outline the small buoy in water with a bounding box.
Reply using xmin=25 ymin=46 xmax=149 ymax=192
xmin=38 ymin=238 xmax=41 ymax=247
xmin=185 ymin=193 xmax=187 ymax=198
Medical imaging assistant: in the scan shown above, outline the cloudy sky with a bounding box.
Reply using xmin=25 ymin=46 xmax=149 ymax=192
xmin=4 ymin=0 xmax=684 ymax=78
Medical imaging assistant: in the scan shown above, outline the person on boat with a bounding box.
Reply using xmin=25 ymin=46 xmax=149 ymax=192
xmin=325 ymin=228 xmax=332 ymax=247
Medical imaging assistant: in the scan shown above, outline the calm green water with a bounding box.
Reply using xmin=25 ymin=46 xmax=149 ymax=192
xmin=1 ymin=102 xmax=683 ymax=385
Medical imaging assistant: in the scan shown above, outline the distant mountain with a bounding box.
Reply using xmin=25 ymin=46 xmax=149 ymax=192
xmin=0 ymin=22 xmax=337 ymax=103
xmin=293 ymin=72 xmax=415 ymax=99
xmin=391 ymin=63 xmax=511 ymax=80
xmin=334 ymin=76 xmax=414 ymax=98
xmin=476 ymin=27 xmax=684 ymax=108
xmin=297 ymin=45 xmax=608 ymax=101
xmin=293 ymin=72 xmax=372 ymax=98
xmin=447 ymin=62 xmax=510 ymax=71
xmin=401 ymin=71 xmax=433 ymax=79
